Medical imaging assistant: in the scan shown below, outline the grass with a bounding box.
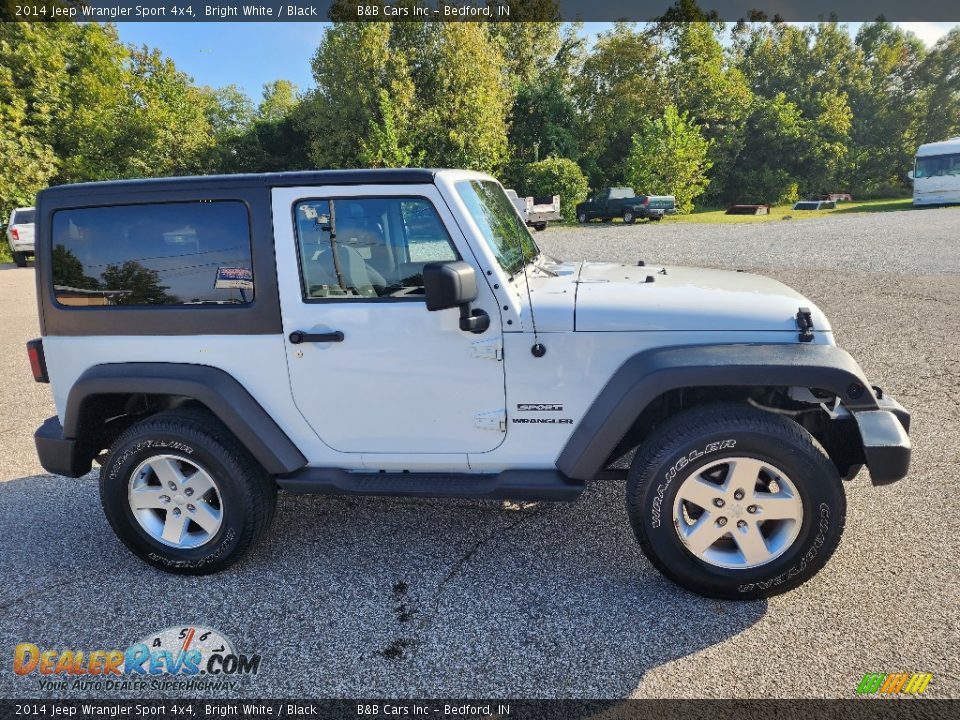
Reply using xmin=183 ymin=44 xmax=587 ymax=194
xmin=662 ymin=197 xmax=915 ymax=224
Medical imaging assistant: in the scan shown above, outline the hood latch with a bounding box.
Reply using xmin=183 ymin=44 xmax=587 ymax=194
xmin=796 ymin=307 xmax=814 ymax=342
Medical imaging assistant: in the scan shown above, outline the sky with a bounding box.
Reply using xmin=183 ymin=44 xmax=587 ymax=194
xmin=113 ymin=21 xmax=959 ymax=104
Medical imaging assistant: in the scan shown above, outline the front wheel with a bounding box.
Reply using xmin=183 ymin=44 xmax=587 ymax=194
xmin=577 ymin=211 xmax=589 ymax=224
xmin=626 ymin=403 xmax=845 ymax=599
xmin=100 ymin=408 xmax=276 ymax=574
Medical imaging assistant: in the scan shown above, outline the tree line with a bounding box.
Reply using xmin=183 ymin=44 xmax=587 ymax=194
xmin=2 ymin=8 xmax=959 ymax=228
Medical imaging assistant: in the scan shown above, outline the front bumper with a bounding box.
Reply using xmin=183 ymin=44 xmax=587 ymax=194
xmin=35 ymin=416 xmax=91 ymax=477
xmin=854 ymin=395 xmax=911 ymax=485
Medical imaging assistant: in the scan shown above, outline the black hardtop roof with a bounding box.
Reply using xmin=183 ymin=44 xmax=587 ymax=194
xmin=38 ymin=168 xmax=440 ymax=200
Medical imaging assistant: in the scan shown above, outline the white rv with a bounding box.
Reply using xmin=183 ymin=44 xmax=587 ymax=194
xmin=911 ymin=137 xmax=960 ymax=206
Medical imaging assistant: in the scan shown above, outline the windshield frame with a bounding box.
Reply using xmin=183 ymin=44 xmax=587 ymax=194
xmin=453 ymin=179 xmax=540 ymax=279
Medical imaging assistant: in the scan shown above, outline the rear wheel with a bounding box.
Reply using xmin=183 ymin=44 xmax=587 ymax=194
xmin=533 ymin=222 xmax=547 ymax=232
xmin=625 ymin=403 xmax=845 ymax=599
xmin=623 ymin=210 xmax=636 ymax=224
xmin=100 ymin=408 xmax=276 ymax=574
xmin=12 ymin=251 xmax=27 ymax=267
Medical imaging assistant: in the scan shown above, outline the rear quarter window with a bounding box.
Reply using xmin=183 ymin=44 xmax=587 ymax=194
xmin=50 ymin=201 xmax=253 ymax=307
xmin=13 ymin=209 xmax=35 ymax=224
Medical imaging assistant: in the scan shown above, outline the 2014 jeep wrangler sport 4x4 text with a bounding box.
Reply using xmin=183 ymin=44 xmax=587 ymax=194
xmin=29 ymin=170 xmax=911 ymax=599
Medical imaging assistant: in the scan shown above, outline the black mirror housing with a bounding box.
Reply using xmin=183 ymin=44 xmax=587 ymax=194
xmin=423 ymin=261 xmax=479 ymax=311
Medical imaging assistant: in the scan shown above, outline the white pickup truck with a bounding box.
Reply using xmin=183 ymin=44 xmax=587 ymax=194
xmin=505 ymin=189 xmax=561 ymax=231
xmin=6 ymin=206 xmax=35 ymax=267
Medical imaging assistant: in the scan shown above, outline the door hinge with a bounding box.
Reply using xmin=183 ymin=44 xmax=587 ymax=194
xmin=471 ymin=336 xmax=503 ymax=361
xmin=474 ymin=409 xmax=506 ymax=432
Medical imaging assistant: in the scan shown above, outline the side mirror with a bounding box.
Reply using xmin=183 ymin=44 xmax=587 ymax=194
xmin=423 ymin=261 xmax=489 ymax=334
xmin=423 ymin=261 xmax=478 ymax=311
xmin=907 ymin=170 xmax=914 ymax=180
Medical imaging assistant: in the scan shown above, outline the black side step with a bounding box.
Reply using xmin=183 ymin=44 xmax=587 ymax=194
xmin=275 ymin=468 xmax=584 ymax=502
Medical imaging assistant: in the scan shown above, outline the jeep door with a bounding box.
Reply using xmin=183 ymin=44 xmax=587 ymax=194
xmin=272 ymin=185 xmax=507 ymax=459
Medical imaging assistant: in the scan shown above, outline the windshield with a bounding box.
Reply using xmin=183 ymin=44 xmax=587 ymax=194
xmin=455 ymin=180 xmax=539 ymax=277
xmin=915 ymin=153 xmax=960 ymax=179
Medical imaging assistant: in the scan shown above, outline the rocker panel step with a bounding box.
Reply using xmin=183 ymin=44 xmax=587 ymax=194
xmin=275 ymin=468 xmax=584 ymax=501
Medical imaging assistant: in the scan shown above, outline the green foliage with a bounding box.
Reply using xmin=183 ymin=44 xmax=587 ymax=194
xmin=627 ymin=106 xmax=712 ymax=213
xmin=0 ymin=22 xmax=232 ymax=223
xmin=508 ymin=74 xmax=578 ymax=164
xmin=573 ymin=23 xmax=666 ymax=188
xmin=409 ymin=23 xmax=512 ymax=173
xmin=1 ymin=14 xmax=954 ymax=230
xmin=302 ymin=22 xmax=415 ymax=169
xmin=654 ymin=20 xmax=751 ymax=203
xmin=726 ymin=93 xmax=806 ymax=204
xmin=359 ymin=90 xmax=424 ymax=168
xmin=919 ymin=28 xmax=960 ymax=142
xmin=488 ymin=19 xmax=562 ymax=86
xmin=519 ymin=157 xmax=589 ymax=222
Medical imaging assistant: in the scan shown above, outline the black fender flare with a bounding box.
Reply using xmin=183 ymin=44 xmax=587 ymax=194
xmin=64 ymin=363 xmax=307 ymax=475
xmin=556 ymin=343 xmax=879 ymax=481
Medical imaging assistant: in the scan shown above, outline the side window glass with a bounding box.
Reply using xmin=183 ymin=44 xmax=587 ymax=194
xmin=294 ymin=197 xmax=458 ymax=301
xmin=51 ymin=201 xmax=253 ymax=307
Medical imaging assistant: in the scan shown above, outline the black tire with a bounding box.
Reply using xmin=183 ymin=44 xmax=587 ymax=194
xmin=623 ymin=210 xmax=636 ymax=224
xmin=577 ymin=211 xmax=589 ymax=224
xmin=533 ymin=222 xmax=547 ymax=232
xmin=626 ymin=403 xmax=845 ymax=600
xmin=99 ymin=408 xmax=276 ymax=575
xmin=649 ymin=216 xmax=663 ymax=222
xmin=13 ymin=251 xmax=27 ymax=267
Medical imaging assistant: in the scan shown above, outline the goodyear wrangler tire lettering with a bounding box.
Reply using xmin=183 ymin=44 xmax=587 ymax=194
xmin=738 ymin=504 xmax=831 ymax=593
xmin=626 ymin=404 xmax=846 ymax=600
xmin=651 ymin=440 xmax=736 ymax=528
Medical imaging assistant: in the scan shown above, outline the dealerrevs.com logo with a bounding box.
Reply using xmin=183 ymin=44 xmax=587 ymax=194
xmin=13 ymin=626 xmax=261 ymax=692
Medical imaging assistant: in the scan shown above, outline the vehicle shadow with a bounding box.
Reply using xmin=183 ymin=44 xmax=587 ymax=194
xmin=0 ymin=474 xmax=766 ymax=698
xmin=0 ymin=261 xmax=34 ymax=271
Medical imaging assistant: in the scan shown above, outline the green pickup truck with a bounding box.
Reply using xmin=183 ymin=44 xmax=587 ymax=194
xmin=576 ymin=187 xmax=677 ymax=224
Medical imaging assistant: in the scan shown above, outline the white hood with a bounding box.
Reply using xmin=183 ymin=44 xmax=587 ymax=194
xmin=526 ymin=261 xmax=832 ymax=334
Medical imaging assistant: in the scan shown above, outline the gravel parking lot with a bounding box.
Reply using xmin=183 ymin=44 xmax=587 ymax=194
xmin=1 ymin=207 xmax=958 ymax=699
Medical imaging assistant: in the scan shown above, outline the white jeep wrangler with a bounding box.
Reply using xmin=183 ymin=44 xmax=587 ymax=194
xmin=29 ymin=170 xmax=911 ymax=599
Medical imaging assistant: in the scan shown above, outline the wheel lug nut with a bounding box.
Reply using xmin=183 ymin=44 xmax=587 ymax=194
xmin=187 ymin=504 xmax=196 ymax=513
xmin=716 ymin=517 xmax=727 ymax=527
xmin=168 ymin=482 xmax=177 ymax=491
xmin=159 ymin=495 xmax=170 ymax=504
xmin=184 ymin=488 xmax=194 ymax=497
xmin=713 ymin=498 xmax=725 ymax=508
xmin=737 ymin=520 xmax=747 ymax=528
xmin=734 ymin=489 xmax=745 ymax=500
xmin=747 ymin=505 xmax=757 ymax=514
xmin=171 ymin=507 xmax=181 ymax=517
